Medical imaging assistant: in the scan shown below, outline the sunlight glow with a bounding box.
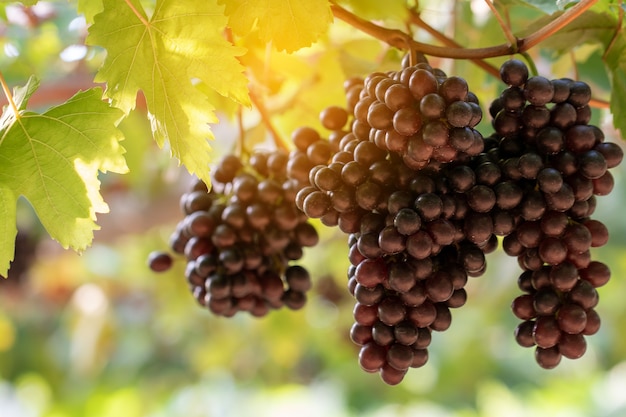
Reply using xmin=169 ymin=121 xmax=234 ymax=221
xmin=68 ymin=16 xmax=87 ymax=32
xmin=72 ymin=283 xmax=108 ymax=316
xmin=3 ymin=43 xmax=19 ymax=58
xmin=60 ymin=44 xmax=88 ymax=62
xmin=470 ymin=0 xmax=492 ymax=26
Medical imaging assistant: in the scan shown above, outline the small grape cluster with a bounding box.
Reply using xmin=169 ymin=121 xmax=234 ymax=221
xmin=148 ymin=150 xmax=318 ymax=317
xmin=488 ymin=59 xmax=623 ymax=368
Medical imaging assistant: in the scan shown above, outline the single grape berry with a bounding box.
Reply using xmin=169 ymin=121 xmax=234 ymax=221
xmin=500 ymin=59 xmax=529 ymax=87
xmin=148 ymin=251 xmax=174 ymax=272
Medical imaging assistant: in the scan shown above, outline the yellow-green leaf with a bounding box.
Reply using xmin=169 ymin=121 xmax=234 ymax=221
xmin=219 ymin=0 xmax=333 ymax=52
xmin=337 ymin=0 xmax=408 ymax=22
xmin=0 ymin=185 xmax=17 ymax=278
xmin=0 ymin=82 xmax=128 ymax=276
xmin=0 ymin=0 xmax=39 ymax=5
xmin=87 ymin=0 xmax=249 ymax=186
xmin=77 ymin=0 xmax=103 ymax=24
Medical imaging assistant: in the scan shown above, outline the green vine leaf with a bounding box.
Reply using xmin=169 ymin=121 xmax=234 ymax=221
xmin=0 ymin=0 xmax=39 ymax=5
xmin=0 ymin=185 xmax=17 ymax=279
xmin=219 ymin=0 xmax=333 ymax=52
xmin=556 ymin=0 xmax=578 ymax=9
xmin=0 ymin=79 xmax=128 ymax=276
xmin=87 ymin=0 xmax=249 ymax=186
xmin=336 ymin=0 xmax=408 ymax=23
xmin=495 ymin=0 xmax=555 ymax=14
xmin=518 ymin=10 xmax=616 ymax=54
xmin=77 ymin=0 xmax=103 ymax=24
xmin=605 ymin=31 xmax=626 ymax=138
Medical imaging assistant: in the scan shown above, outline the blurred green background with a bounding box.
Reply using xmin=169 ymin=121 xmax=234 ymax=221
xmin=2 ymin=1 xmax=626 ymax=416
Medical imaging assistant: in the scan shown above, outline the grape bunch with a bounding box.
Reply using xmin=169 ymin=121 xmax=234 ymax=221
xmin=290 ymin=57 xmax=622 ymax=382
xmin=147 ymin=55 xmax=623 ymax=384
xmin=288 ymin=61 xmax=497 ymax=384
xmin=295 ymin=60 xmax=487 ymax=232
xmin=488 ymin=59 xmax=623 ymax=368
xmin=347 ymin=195 xmax=489 ymax=385
xmin=148 ymin=150 xmax=319 ymax=317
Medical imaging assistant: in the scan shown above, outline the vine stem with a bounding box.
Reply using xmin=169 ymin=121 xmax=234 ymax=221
xmin=236 ymin=105 xmax=245 ymax=157
xmin=249 ymin=91 xmax=290 ymax=152
xmin=331 ymin=0 xmax=598 ymax=59
xmin=520 ymin=52 xmax=539 ymax=77
xmin=484 ymin=0 xmax=517 ymax=48
xmin=603 ymin=0 xmax=623 ymax=60
xmin=0 ymin=71 xmax=20 ymax=119
xmin=408 ymin=9 xmax=500 ymax=78
xmin=330 ymin=3 xmax=507 ymax=58
xmin=408 ymin=3 xmax=607 ymax=109
xmin=589 ymin=98 xmax=610 ymax=109
xmin=123 ymin=0 xmax=150 ymax=26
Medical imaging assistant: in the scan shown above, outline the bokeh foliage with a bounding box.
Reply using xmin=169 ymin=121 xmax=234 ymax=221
xmin=1 ymin=0 xmax=626 ymax=416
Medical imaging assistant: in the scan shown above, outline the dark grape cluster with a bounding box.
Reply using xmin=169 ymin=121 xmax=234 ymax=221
xmin=288 ymin=57 xmax=621 ymax=382
xmin=295 ymin=60 xmax=486 ymax=231
xmin=147 ymin=55 xmax=622 ymax=385
xmin=346 ymin=58 xmax=484 ymax=168
xmin=148 ymin=150 xmax=319 ymax=317
xmin=488 ymin=59 xmax=623 ymax=368
xmin=288 ymin=59 xmax=496 ymax=384
xmin=348 ymin=213 xmax=488 ymax=385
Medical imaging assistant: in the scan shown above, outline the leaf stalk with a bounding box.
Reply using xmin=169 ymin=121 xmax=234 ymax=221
xmin=407 ymin=9 xmax=500 ymax=78
xmin=331 ymin=0 xmax=598 ymax=59
xmin=0 ymin=71 xmax=20 ymax=120
xmin=249 ymin=91 xmax=290 ymax=152
xmin=484 ymin=0 xmax=517 ymax=49
xmin=122 ymin=0 xmax=150 ymax=27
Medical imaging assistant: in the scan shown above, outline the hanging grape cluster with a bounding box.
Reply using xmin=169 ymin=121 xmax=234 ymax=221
xmin=489 ymin=59 xmax=622 ymax=368
xmin=149 ymin=57 xmax=623 ymax=385
xmin=149 ymin=150 xmax=318 ymax=317
xmin=291 ymin=59 xmax=497 ymax=384
xmin=291 ymin=58 xmax=621 ymax=384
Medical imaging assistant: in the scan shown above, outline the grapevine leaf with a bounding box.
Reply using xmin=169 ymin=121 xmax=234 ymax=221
xmin=0 ymin=87 xmax=128 ymax=276
xmin=495 ymin=0 xmax=554 ymax=14
xmin=0 ymin=0 xmax=39 ymax=5
xmin=12 ymin=74 xmax=39 ymax=111
xmin=556 ymin=0 xmax=578 ymax=9
xmin=0 ymin=76 xmax=38 ymax=143
xmin=499 ymin=0 xmax=586 ymax=14
xmin=337 ymin=0 xmax=407 ymax=22
xmin=517 ymin=10 xmax=616 ymax=55
xmin=219 ymin=0 xmax=333 ymax=52
xmin=0 ymin=185 xmax=17 ymax=278
xmin=77 ymin=0 xmax=103 ymax=24
xmin=605 ymin=32 xmax=626 ymax=138
xmin=608 ymin=67 xmax=626 ymax=137
xmin=87 ymin=0 xmax=249 ymax=186
xmin=524 ymin=0 xmax=560 ymax=12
